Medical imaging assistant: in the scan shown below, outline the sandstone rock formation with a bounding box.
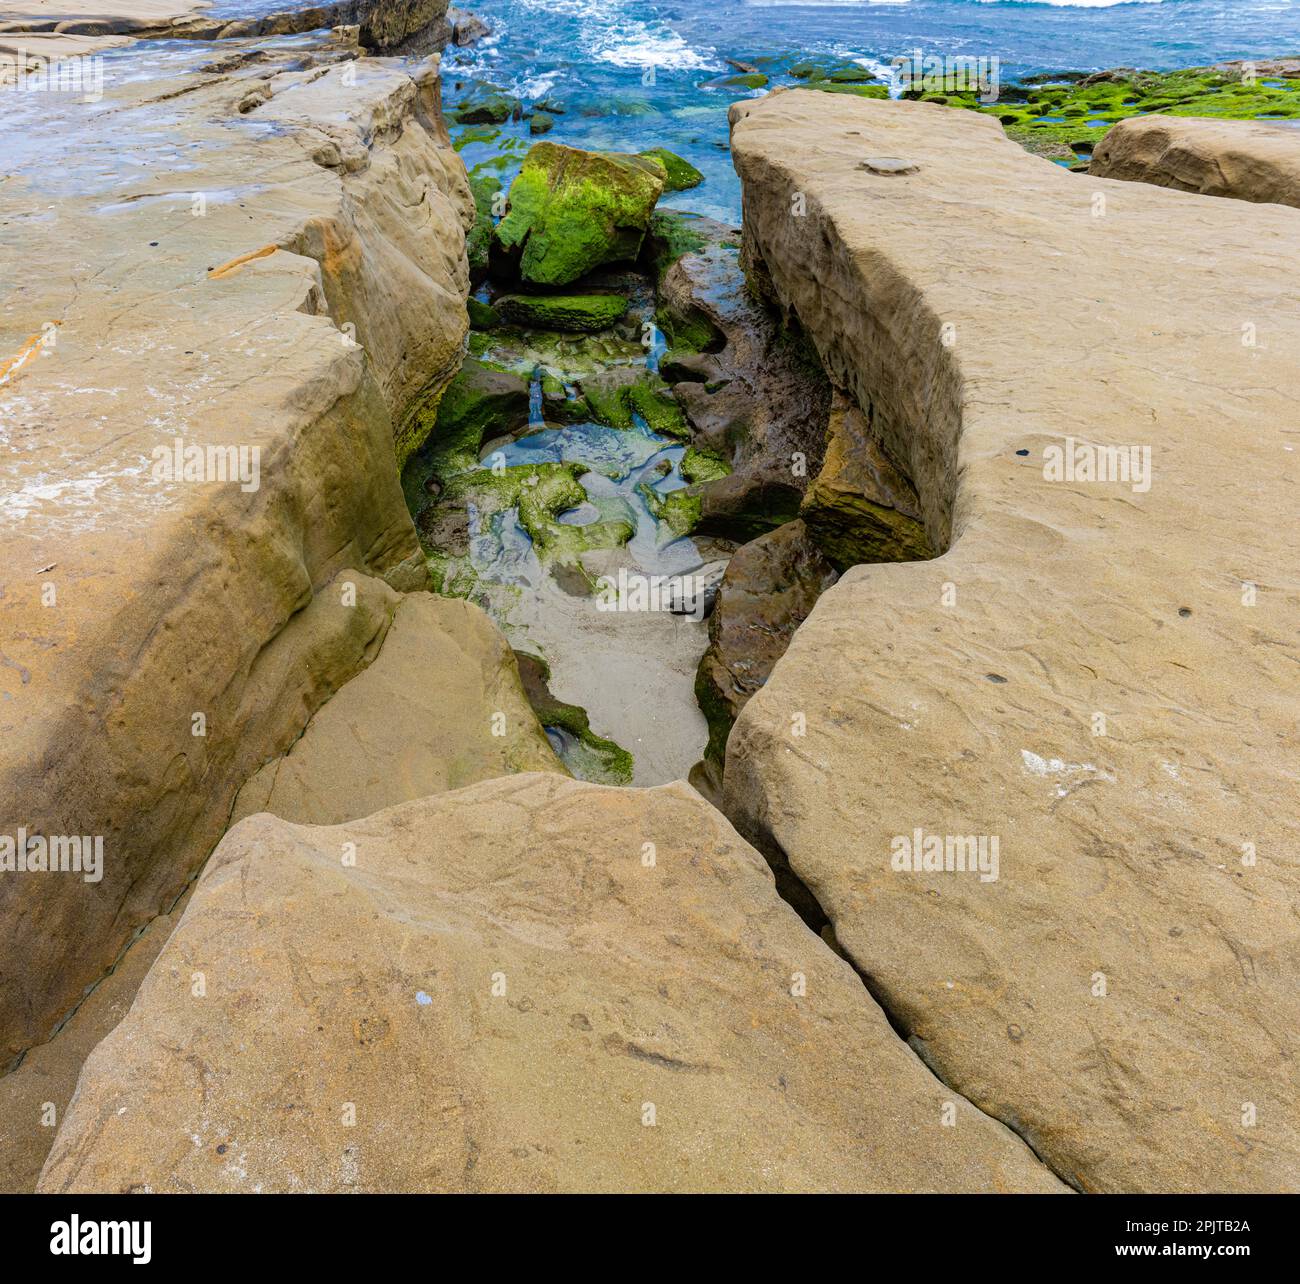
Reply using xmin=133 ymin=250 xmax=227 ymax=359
xmin=695 ymin=519 xmax=836 ymax=772
xmin=801 ymin=392 xmax=931 ymax=571
xmin=231 ymin=590 xmax=564 ymax=827
xmin=0 ymin=902 xmax=183 ymax=1193
xmin=1091 ymin=114 xmax=1300 ymax=209
xmin=725 ymin=90 xmax=1300 ymax=1193
xmin=0 ymin=38 xmax=471 ymax=1070
xmin=0 ymin=0 xmax=453 ymax=60
xmin=40 ymin=775 xmax=1066 ymax=1193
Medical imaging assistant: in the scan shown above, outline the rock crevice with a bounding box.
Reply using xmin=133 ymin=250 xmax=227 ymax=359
xmin=724 ymin=89 xmax=1300 ymax=1193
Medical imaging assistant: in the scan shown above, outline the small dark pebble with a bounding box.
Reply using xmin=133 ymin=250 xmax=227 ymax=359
xmin=986 ymin=673 xmax=1008 ymax=683
xmin=1015 ymin=448 xmax=1030 ymax=457
xmin=216 ymin=1144 xmax=227 ymax=1155
xmin=1178 ymin=607 xmax=1192 ymax=618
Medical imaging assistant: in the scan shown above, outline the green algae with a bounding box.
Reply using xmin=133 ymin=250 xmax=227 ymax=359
xmin=494 ymin=142 xmax=665 ymax=286
xmin=679 ymin=445 xmax=731 ymax=484
xmin=582 ymin=370 xmax=690 ymax=439
xmin=467 ymin=297 xmax=501 ymax=330
xmin=638 ymin=484 xmax=702 ymax=538
xmin=515 ymin=652 xmax=634 ymax=786
xmin=422 ymin=357 xmax=530 ymax=477
xmin=447 ymin=462 xmax=634 ymax=565
xmin=638 ymin=147 xmax=705 ymax=191
xmin=641 ymin=209 xmax=710 ymax=281
xmin=949 ymin=67 xmax=1300 ymax=158
xmin=495 ymin=292 xmax=629 ymax=332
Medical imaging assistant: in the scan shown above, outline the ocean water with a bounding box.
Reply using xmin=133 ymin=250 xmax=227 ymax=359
xmin=448 ymin=0 xmax=1300 ymax=218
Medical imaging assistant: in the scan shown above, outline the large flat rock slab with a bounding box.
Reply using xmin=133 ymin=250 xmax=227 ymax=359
xmin=1091 ymin=113 xmax=1300 ymax=208
xmin=725 ymin=90 xmax=1300 ymax=1193
xmin=39 ymin=774 xmax=1065 ymax=1193
xmin=232 ymin=590 xmax=564 ymax=826
xmin=0 ymin=37 xmax=470 ymax=1066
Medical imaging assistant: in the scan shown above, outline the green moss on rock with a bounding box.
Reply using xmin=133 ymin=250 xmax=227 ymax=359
xmin=467 ymin=297 xmax=501 ymax=330
xmin=424 ymin=358 xmax=530 ymax=475
xmin=581 ymin=369 xmax=690 ymax=439
xmin=514 ymin=652 xmax=634 ymax=785
xmin=494 ymin=142 xmax=665 ymax=286
xmin=447 ymin=462 xmax=634 ymax=564
xmin=641 ymin=209 xmax=710 ymax=280
xmin=639 ymin=483 xmax=702 ymax=537
xmin=680 ymin=445 xmax=731 ymax=484
xmin=495 ymin=293 xmax=629 ymax=332
xmin=638 ymin=147 xmax=705 ymax=191
xmin=455 ymin=90 xmax=520 ymax=125
xmin=966 ymin=67 xmax=1300 ymax=159
xmin=466 ymin=168 xmax=503 ymax=282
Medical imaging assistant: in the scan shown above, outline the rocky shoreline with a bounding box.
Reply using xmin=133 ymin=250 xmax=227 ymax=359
xmin=1 ymin=3 xmax=1298 ymax=1194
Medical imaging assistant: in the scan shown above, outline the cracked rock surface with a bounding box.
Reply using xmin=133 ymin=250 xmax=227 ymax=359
xmin=39 ymin=773 xmax=1067 ymax=1193
xmin=724 ymin=90 xmax=1300 ymax=1193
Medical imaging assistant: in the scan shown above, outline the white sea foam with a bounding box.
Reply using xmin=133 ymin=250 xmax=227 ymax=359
xmin=515 ymin=0 xmax=723 ymax=72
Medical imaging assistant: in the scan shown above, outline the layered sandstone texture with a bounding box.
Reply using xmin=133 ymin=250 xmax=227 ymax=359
xmin=0 ymin=0 xmax=449 ymax=65
xmin=1090 ymin=113 xmax=1300 ymax=209
xmin=231 ymin=589 xmax=564 ymax=826
xmin=726 ymin=90 xmax=1300 ymax=1193
xmin=39 ymin=774 xmax=1066 ymax=1193
xmin=0 ymin=36 xmax=472 ymax=1069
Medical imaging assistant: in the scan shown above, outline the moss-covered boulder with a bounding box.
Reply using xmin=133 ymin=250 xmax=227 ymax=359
xmin=638 ymin=147 xmax=705 ymax=191
xmin=493 ymin=142 xmax=666 ymax=286
xmin=426 ymin=358 xmax=530 ymax=474
xmin=581 ymin=368 xmax=691 ymax=439
xmin=719 ymin=72 xmax=769 ymax=90
xmin=466 ymin=168 xmax=502 ymax=283
xmin=466 ymin=297 xmax=501 ymax=330
xmin=455 ymin=90 xmax=521 ymax=125
xmin=495 ymin=293 xmax=628 ymax=332
xmin=529 ymin=111 xmax=555 ymax=136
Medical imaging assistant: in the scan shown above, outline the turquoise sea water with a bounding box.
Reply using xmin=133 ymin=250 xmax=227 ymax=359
xmin=448 ymin=0 xmax=1300 ymax=218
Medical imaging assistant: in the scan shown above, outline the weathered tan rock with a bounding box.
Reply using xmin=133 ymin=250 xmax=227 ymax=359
xmin=0 ymin=0 xmax=451 ymax=58
xmin=801 ymin=391 xmax=931 ymax=570
xmin=695 ymin=519 xmax=836 ymax=770
xmin=0 ymin=41 xmax=471 ymax=1067
xmin=0 ymin=901 xmax=183 ymax=1193
xmin=232 ymin=591 xmax=563 ymax=826
xmin=725 ymin=90 xmax=1300 ymax=1193
xmin=1091 ymin=114 xmax=1300 ymax=208
xmin=40 ymin=774 xmax=1065 ymax=1193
